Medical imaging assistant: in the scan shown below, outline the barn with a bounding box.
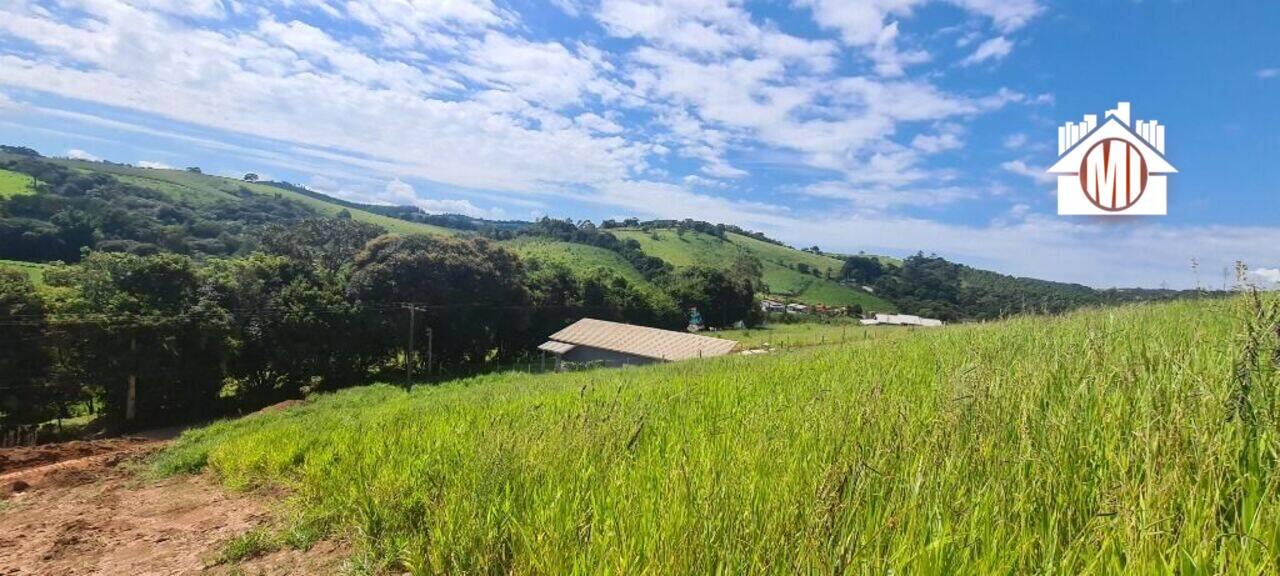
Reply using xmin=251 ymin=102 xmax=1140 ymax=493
xmin=538 ymin=318 xmax=739 ymax=370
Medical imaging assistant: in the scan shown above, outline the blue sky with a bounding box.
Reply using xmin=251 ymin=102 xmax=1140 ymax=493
xmin=0 ymin=0 xmax=1277 ymax=288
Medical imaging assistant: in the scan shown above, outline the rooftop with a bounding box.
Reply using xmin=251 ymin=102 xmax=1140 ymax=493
xmin=544 ymin=318 xmax=738 ymax=361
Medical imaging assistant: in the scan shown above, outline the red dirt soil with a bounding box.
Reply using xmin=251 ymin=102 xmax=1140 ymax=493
xmin=0 ymin=438 xmax=347 ymax=575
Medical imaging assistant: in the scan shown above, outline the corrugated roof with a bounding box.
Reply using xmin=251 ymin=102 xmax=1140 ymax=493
xmin=546 ymin=318 xmax=738 ymax=361
xmin=537 ymin=341 xmax=577 ymax=354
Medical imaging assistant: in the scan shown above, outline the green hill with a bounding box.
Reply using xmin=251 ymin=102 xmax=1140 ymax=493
xmin=42 ymin=158 xmax=453 ymax=236
xmin=608 ymin=228 xmax=896 ymax=311
xmin=501 ymin=236 xmax=655 ymax=289
xmin=0 ymin=168 xmax=36 ymax=199
xmin=156 ymin=298 xmax=1276 ymax=573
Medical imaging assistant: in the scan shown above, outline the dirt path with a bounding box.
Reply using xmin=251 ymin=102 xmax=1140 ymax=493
xmin=0 ymin=438 xmax=347 ymax=575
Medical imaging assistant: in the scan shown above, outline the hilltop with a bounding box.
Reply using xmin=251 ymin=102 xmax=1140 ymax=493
xmin=606 ymin=227 xmax=896 ymax=310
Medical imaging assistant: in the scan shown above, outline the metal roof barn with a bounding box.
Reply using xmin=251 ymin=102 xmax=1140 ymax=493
xmin=539 ymin=318 xmax=738 ymax=369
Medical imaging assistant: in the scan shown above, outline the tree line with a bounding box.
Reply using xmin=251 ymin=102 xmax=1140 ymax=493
xmin=841 ymin=252 xmax=1215 ymax=321
xmin=0 ymin=217 xmax=761 ymax=433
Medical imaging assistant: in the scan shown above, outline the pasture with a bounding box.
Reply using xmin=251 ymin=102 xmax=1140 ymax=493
xmin=155 ymin=297 xmax=1280 ymax=574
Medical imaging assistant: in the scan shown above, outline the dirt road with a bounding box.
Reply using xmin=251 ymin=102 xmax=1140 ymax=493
xmin=0 ymin=437 xmax=346 ymax=575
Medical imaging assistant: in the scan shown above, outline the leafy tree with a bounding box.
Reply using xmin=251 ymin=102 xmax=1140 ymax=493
xmin=841 ymin=255 xmax=885 ymax=284
xmin=663 ymin=266 xmax=757 ymax=328
xmin=0 ymin=269 xmax=53 ymax=426
xmin=260 ymin=218 xmax=385 ymax=274
xmin=186 ymin=167 xmax=202 ymax=174
xmin=202 ymin=255 xmax=377 ymax=404
xmin=348 ymin=234 xmax=532 ymax=368
xmin=243 ymin=173 xmax=259 ymax=182
xmin=45 ymin=252 xmax=227 ymax=429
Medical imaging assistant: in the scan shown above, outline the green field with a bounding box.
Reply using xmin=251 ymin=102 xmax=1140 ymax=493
xmin=47 ymin=159 xmax=454 ymax=236
xmin=0 ymin=168 xmax=36 ymax=198
xmin=608 ymin=228 xmax=895 ymax=310
xmin=0 ymin=259 xmax=49 ymax=284
xmin=157 ymin=298 xmax=1278 ymax=573
xmin=715 ymin=321 xmax=910 ymax=348
xmin=501 ymin=236 xmax=654 ymax=288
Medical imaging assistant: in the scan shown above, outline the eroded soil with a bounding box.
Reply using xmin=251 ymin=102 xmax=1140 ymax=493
xmin=0 ymin=437 xmax=347 ymax=575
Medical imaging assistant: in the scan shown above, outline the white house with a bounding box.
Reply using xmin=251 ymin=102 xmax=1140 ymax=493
xmin=860 ymin=313 xmax=943 ymax=327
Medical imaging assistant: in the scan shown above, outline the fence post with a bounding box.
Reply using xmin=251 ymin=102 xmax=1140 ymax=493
xmin=126 ymin=331 xmax=137 ymax=423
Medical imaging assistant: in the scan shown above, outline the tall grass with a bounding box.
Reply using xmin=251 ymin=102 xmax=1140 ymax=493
xmin=157 ymin=298 xmax=1280 ymax=574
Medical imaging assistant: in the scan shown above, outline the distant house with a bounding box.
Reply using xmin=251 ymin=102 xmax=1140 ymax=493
xmin=538 ymin=318 xmax=739 ymax=370
xmin=859 ymin=313 xmax=943 ymax=327
xmin=760 ymin=299 xmax=785 ymax=313
xmin=785 ymin=303 xmax=809 ymax=314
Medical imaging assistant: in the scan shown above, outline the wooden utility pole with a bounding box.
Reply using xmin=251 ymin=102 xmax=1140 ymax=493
xmin=402 ymin=304 xmax=428 ymax=388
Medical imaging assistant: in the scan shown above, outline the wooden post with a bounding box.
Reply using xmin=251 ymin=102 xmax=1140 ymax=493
xmin=126 ymin=333 xmax=137 ymax=423
xmin=406 ymin=305 xmax=416 ymax=388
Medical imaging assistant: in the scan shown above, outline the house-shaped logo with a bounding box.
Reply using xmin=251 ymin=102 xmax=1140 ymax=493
xmin=1048 ymin=102 xmax=1176 ymax=215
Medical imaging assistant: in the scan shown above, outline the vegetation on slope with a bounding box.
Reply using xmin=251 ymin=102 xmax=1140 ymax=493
xmin=156 ymin=297 xmax=1278 ymax=573
xmin=0 ymin=168 xmax=36 ymax=199
xmin=608 ymin=227 xmax=896 ymax=310
xmin=500 ymin=236 xmax=655 ymax=290
xmin=41 ymin=158 xmax=453 ymax=236
xmin=0 ymin=259 xmax=47 ymax=285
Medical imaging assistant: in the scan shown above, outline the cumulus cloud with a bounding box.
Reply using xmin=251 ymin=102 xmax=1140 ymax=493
xmin=1001 ymin=159 xmax=1055 ymax=185
xmin=960 ymin=36 xmax=1013 ymax=66
xmin=66 ymin=148 xmax=100 ymax=161
xmin=137 ymin=160 xmax=172 ymax=169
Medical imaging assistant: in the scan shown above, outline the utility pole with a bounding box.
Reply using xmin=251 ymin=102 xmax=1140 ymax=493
xmin=402 ymin=304 xmax=428 ymax=389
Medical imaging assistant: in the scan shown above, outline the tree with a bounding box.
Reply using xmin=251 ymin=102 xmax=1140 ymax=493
xmin=347 ymin=234 xmax=532 ymax=369
xmin=841 ymin=255 xmax=885 ymax=284
xmin=261 ymin=218 xmax=385 ymax=275
xmin=663 ymin=266 xmax=757 ymax=328
xmin=45 ymin=252 xmax=226 ymax=429
xmin=0 ymin=269 xmax=54 ymax=426
xmin=243 ymin=173 xmax=259 ymax=182
xmin=185 ymin=167 xmax=202 ymax=174
xmin=202 ymin=255 xmax=376 ymax=403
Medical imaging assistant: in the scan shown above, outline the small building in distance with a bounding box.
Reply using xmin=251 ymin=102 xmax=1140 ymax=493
xmin=859 ymin=313 xmax=943 ymax=327
xmin=538 ymin=318 xmax=739 ymax=370
xmin=760 ymin=299 xmax=785 ymax=313
xmin=785 ymin=303 xmax=810 ymax=315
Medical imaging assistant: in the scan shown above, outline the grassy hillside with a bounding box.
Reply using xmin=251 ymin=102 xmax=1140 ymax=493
xmin=0 ymin=259 xmax=48 ymax=284
xmin=609 ymin=228 xmax=895 ymax=310
xmin=43 ymin=158 xmax=454 ymax=237
xmin=0 ymin=168 xmax=36 ymax=199
xmin=500 ymin=236 xmax=653 ymax=288
xmin=156 ymin=298 xmax=1277 ymax=573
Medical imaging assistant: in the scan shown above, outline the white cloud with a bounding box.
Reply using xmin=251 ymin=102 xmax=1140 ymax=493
xmin=1002 ymin=132 xmax=1028 ymax=149
xmin=137 ymin=160 xmax=172 ymax=169
xmin=1258 ymin=68 xmax=1279 ymax=79
xmin=1001 ymin=159 xmax=1055 ymax=185
xmin=960 ymin=36 xmax=1013 ymax=66
xmin=802 ymin=180 xmax=976 ymax=209
xmin=66 ymin=148 xmax=100 ymax=161
xmin=575 ymin=112 xmax=624 ymax=134
xmin=911 ymin=123 xmax=964 ymax=153
xmin=1251 ymin=267 xmax=1280 ymax=286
